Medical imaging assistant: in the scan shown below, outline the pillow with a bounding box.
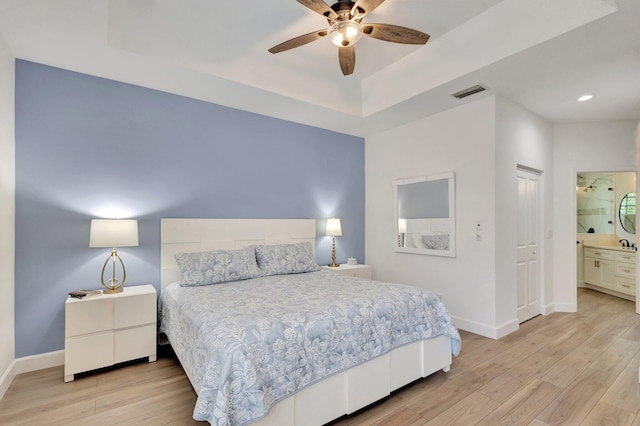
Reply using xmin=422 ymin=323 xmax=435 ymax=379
xmin=175 ymin=246 xmax=261 ymax=286
xmin=412 ymin=234 xmax=426 ymax=249
xmin=421 ymin=234 xmax=450 ymax=250
xmin=255 ymin=242 xmax=320 ymax=276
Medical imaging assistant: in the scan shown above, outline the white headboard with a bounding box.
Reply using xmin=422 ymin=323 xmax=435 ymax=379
xmin=160 ymin=218 xmax=317 ymax=289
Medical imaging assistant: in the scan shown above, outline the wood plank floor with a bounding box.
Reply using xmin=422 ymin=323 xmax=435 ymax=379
xmin=2 ymin=288 xmax=640 ymax=425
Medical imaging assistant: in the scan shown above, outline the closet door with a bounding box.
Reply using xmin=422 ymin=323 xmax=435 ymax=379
xmin=516 ymin=168 xmax=542 ymax=323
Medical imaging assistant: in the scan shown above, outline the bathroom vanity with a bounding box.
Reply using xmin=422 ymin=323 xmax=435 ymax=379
xmin=583 ymin=244 xmax=636 ymax=301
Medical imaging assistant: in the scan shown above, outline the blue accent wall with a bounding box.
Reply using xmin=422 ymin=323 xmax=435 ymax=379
xmin=15 ymin=60 xmax=364 ymax=357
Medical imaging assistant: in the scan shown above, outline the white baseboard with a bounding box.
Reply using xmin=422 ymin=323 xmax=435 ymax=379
xmin=542 ymin=303 xmax=556 ymax=315
xmin=451 ymin=315 xmax=518 ymax=340
xmin=553 ymin=302 xmax=577 ymax=313
xmin=0 ymin=360 xmax=16 ymax=400
xmin=495 ymin=318 xmax=519 ymax=339
xmin=14 ymin=350 xmax=64 ymax=375
xmin=0 ymin=350 xmax=65 ymax=400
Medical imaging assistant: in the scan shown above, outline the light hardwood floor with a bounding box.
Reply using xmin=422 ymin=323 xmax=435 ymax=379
xmin=2 ymin=288 xmax=640 ymax=425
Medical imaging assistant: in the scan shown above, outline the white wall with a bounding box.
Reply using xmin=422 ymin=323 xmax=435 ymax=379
xmin=366 ymin=96 xmax=498 ymax=337
xmin=494 ymin=97 xmax=554 ymax=326
xmin=0 ymin=34 xmax=16 ymax=398
xmin=553 ymin=120 xmax=637 ymax=312
xmin=366 ymin=95 xmax=555 ymax=338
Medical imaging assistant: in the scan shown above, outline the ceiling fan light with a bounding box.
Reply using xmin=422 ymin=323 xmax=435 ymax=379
xmin=329 ymin=21 xmax=363 ymax=47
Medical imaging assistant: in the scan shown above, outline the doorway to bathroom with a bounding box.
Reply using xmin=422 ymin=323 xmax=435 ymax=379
xmin=575 ymin=170 xmax=637 ymax=310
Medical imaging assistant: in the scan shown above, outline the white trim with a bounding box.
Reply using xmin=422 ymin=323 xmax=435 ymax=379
xmin=14 ymin=350 xmax=64 ymax=375
xmin=495 ymin=319 xmax=520 ymax=339
xmin=541 ymin=303 xmax=556 ymax=316
xmin=0 ymin=359 xmax=16 ymax=400
xmin=553 ymin=302 xmax=577 ymax=313
xmin=452 ymin=315 xmax=519 ymax=340
xmin=0 ymin=350 xmax=64 ymax=400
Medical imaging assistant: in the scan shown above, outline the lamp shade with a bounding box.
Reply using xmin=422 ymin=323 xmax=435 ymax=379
xmin=328 ymin=21 xmax=363 ymax=47
xmin=89 ymin=219 xmax=139 ymax=248
xmin=325 ymin=217 xmax=342 ymax=237
xmin=398 ymin=218 xmax=407 ymax=234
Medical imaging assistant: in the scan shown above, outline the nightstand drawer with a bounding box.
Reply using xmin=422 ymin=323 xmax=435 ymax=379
xmin=65 ymin=333 xmax=113 ymax=375
xmin=65 ymin=297 xmax=113 ymax=337
xmin=114 ymin=292 xmax=156 ymax=329
xmin=114 ymin=324 xmax=156 ymax=363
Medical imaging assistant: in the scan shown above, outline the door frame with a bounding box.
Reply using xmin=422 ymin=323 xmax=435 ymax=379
xmin=516 ymin=164 xmax=544 ymax=321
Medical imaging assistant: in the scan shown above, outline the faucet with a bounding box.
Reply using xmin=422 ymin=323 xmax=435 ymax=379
xmin=619 ymin=239 xmax=630 ymax=248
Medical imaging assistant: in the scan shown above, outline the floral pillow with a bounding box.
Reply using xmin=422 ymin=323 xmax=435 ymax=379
xmin=255 ymin=242 xmax=320 ymax=276
xmin=175 ymin=246 xmax=261 ymax=286
xmin=421 ymin=234 xmax=450 ymax=250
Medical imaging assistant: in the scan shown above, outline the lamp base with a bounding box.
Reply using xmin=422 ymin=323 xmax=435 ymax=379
xmin=100 ymin=250 xmax=127 ymax=295
xmin=328 ymin=236 xmax=340 ymax=268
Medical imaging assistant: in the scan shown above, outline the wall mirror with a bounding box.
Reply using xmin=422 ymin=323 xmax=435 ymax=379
xmin=619 ymin=192 xmax=636 ymax=234
xmin=393 ymin=172 xmax=456 ymax=257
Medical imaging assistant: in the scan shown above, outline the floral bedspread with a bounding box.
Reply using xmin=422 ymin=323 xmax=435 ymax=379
xmin=159 ymin=271 xmax=460 ymax=425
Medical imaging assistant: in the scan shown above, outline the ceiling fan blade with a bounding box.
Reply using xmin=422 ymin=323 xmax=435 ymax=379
xmin=362 ymin=23 xmax=430 ymax=44
xmin=268 ymin=29 xmax=328 ymax=54
xmin=350 ymin=0 xmax=386 ymax=19
xmin=297 ymin=0 xmax=338 ymax=20
xmin=338 ymin=45 xmax=356 ymax=75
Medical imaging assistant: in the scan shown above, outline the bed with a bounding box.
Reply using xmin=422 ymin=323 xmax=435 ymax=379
xmin=159 ymin=218 xmax=461 ymax=426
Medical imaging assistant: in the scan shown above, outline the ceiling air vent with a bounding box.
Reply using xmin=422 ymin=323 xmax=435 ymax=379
xmin=451 ymin=84 xmax=487 ymax=99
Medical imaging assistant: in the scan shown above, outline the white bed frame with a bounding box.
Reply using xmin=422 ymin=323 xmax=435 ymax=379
xmin=161 ymin=218 xmax=452 ymax=426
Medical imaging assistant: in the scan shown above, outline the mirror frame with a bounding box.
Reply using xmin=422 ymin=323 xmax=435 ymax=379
xmin=393 ymin=172 xmax=456 ymax=257
xmin=619 ymin=192 xmax=636 ymax=235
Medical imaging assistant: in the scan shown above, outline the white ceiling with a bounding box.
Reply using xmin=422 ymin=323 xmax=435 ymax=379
xmin=1 ymin=0 xmax=639 ymax=136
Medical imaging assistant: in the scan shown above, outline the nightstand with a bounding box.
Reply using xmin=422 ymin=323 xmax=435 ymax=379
xmin=321 ymin=264 xmax=372 ymax=279
xmin=64 ymin=284 xmax=157 ymax=382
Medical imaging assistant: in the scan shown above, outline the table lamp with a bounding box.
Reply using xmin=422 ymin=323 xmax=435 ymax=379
xmin=89 ymin=219 xmax=139 ymax=293
xmin=326 ymin=217 xmax=342 ymax=267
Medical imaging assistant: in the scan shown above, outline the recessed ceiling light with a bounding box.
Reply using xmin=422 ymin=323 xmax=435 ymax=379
xmin=578 ymin=94 xmax=593 ymax=102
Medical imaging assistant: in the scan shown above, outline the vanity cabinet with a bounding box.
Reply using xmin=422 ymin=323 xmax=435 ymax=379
xmin=584 ymin=248 xmax=615 ymax=289
xmin=613 ymin=251 xmax=636 ymax=296
xmin=584 ymin=247 xmax=636 ymax=298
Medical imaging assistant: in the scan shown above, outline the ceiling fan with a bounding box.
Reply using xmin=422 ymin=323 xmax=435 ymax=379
xmin=268 ymin=0 xmax=430 ymax=76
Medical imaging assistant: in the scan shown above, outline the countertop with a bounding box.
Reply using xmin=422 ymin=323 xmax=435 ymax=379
xmin=582 ymin=243 xmax=637 ymax=252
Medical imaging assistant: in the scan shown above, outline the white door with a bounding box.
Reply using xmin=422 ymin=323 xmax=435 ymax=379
xmin=516 ymin=168 xmax=541 ymax=323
